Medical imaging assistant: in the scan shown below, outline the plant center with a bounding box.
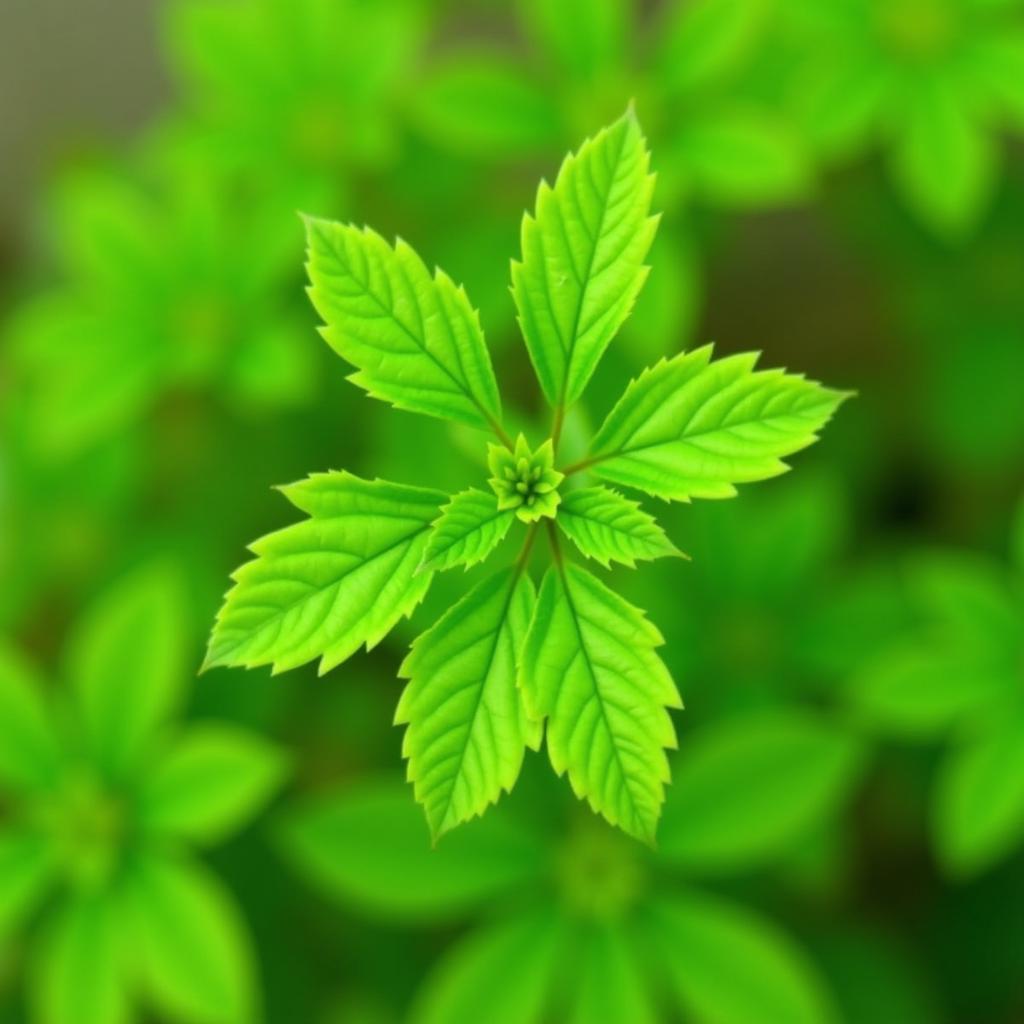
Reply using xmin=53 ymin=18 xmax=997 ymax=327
xmin=488 ymin=434 xmax=564 ymax=523
xmin=556 ymin=818 xmax=647 ymax=920
xmin=873 ymin=0 xmax=959 ymax=60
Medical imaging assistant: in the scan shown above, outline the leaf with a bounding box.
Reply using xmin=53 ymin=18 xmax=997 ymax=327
xmin=205 ymin=473 xmax=445 ymax=675
xmin=304 ymin=216 xmax=504 ymax=434
xmin=0 ymin=644 xmax=60 ymax=794
xmin=568 ymin=925 xmax=656 ymax=1024
xmin=397 ymin=569 xmax=539 ymax=838
xmin=125 ymin=855 xmax=255 ymax=1024
xmin=556 ymin=486 xmax=683 ymax=568
xmin=31 ymin=893 xmax=132 ymax=1024
xmin=276 ymin=780 xmax=547 ymax=922
xmin=517 ymin=0 xmax=628 ymax=81
xmin=586 ymin=345 xmax=849 ymax=502
xmin=409 ymin=911 xmax=564 ymax=1024
xmin=932 ymin=712 xmax=1024 ymax=877
xmin=65 ymin=565 xmax=187 ymax=779
xmin=658 ymin=710 xmax=865 ymax=872
xmin=420 ymin=489 xmax=517 ymax=573
xmin=0 ymin=829 xmax=57 ymax=940
xmin=520 ymin=562 xmax=681 ymax=842
xmin=650 ymin=891 xmax=838 ymax=1024
xmin=511 ymin=110 xmax=658 ymax=409
xmin=139 ymin=725 xmax=288 ymax=844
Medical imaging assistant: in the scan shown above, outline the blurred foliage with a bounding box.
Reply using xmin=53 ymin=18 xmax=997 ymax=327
xmin=1 ymin=0 xmax=1023 ymax=1021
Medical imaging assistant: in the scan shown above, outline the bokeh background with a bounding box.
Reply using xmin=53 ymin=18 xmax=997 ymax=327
xmin=2 ymin=1 xmax=1024 ymax=1022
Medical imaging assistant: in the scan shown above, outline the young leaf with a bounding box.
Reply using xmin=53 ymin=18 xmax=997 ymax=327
xmin=556 ymin=486 xmax=683 ymax=568
xmin=520 ymin=562 xmax=681 ymax=842
xmin=511 ymin=110 xmax=658 ymax=409
xmin=276 ymin=780 xmax=547 ymax=923
xmin=420 ymin=489 xmax=516 ymax=574
xmin=125 ymin=856 xmax=255 ymax=1024
xmin=304 ymin=216 xmax=504 ymax=434
xmin=205 ymin=473 xmax=445 ymax=675
xmin=585 ymin=345 xmax=849 ymax=502
xmin=138 ymin=725 xmax=288 ymax=845
xmin=397 ymin=569 xmax=539 ymax=839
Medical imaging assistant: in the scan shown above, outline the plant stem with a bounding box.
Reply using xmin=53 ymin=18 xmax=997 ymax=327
xmin=489 ymin=416 xmax=515 ymax=450
xmin=551 ymin=403 xmax=566 ymax=452
xmin=544 ymin=518 xmax=562 ymax=566
xmin=516 ymin=523 xmax=539 ymax=572
xmin=559 ymin=454 xmax=600 ymax=477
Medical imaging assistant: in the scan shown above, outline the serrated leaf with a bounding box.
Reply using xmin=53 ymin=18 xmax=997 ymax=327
xmin=304 ymin=216 xmax=504 ymax=433
xmin=397 ymin=569 xmax=539 ymax=839
xmin=586 ymin=345 xmax=849 ymax=502
xmin=420 ymin=489 xmax=516 ymax=573
xmin=556 ymin=486 xmax=683 ymax=568
xmin=205 ymin=473 xmax=445 ymax=675
xmin=511 ymin=110 xmax=658 ymax=409
xmin=520 ymin=562 xmax=681 ymax=842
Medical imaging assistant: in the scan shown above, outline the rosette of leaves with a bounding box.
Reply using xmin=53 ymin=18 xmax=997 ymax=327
xmin=847 ymin=503 xmax=1024 ymax=877
xmin=0 ymin=567 xmax=287 ymax=1024
xmin=779 ymin=0 xmax=1024 ymax=237
xmin=205 ymin=111 xmax=849 ymax=843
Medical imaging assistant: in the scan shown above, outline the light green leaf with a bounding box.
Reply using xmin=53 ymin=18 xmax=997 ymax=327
xmin=420 ymin=489 xmax=516 ymax=574
xmin=277 ymin=780 xmax=547 ymax=922
xmin=397 ymin=569 xmax=539 ymax=839
xmin=511 ymin=110 xmax=658 ymax=409
xmin=32 ymin=893 xmax=132 ymax=1024
xmin=304 ymin=216 xmax=504 ymax=434
xmin=658 ymin=710 xmax=865 ymax=872
xmin=586 ymin=345 xmax=849 ymax=502
xmin=0 ymin=644 xmax=60 ymax=793
xmin=651 ymin=891 xmax=838 ymax=1024
xmin=65 ymin=565 xmax=187 ymax=779
xmin=890 ymin=79 xmax=996 ymax=238
xmin=126 ymin=856 xmax=255 ymax=1024
xmin=0 ymin=829 xmax=57 ymax=940
xmin=205 ymin=473 xmax=445 ymax=675
xmin=556 ymin=486 xmax=683 ymax=568
xmin=932 ymin=712 xmax=1024 ymax=877
xmin=409 ymin=911 xmax=564 ymax=1024
xmin=139 ymin=725 xmax=288 ymax=844
xmin=568 ymin=925 xmax=656 ymax=1024
xmin=520 ymin=562 xmax=681 ymax=842
xmin=517 ymin=0 xmax=628 ymax=80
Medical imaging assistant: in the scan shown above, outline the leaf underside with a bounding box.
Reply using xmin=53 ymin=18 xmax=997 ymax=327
xmin=420 ymin=488 xmax=517 ymax=573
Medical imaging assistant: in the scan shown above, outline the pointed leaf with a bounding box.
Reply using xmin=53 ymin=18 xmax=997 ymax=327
xmin=305 ymin=216 xmax=504 ymax=433
xmin=586 ymin=345 xmax=849 ymax=502
xmin=556 ymin=486 xmax=683 ymax=568
xmin=511 ymin=110 xmax=658 ymax=408
xmin=397 ymin=569 xmax=539 ymax=838
xmin=520 ymin=562 xmax=681 ymax=841
xmin=205 ymin=473 xmax=445 ymax=675
xmin=420 ymin=489 xmax=517 ymax=573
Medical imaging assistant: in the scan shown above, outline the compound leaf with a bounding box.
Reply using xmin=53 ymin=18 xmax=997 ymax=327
xmin=587 ymin=345 xmax=849 ymax=502
xmin=556 ymin=486 xmax=683 ymax=568
xmin=511 ymin=110 xmax=657 ymax=409
xmin=420 ymin=489 xmax=517 ymax=573
xmin=520 ymin=562 xmax=681 ymax=842
xmin=397 ymin=569 xmax=539 ymax=839
xmin=305 ymin=216 xmax=504 ymax=434
xmin=205 ymin=473 xmax=445 ymax=675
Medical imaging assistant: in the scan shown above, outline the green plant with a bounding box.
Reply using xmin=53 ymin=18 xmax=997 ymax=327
xmin=205 ymin=111 xmax=848 ymax=843
xmin=0 ymin=568 xmax=286 ymax=1024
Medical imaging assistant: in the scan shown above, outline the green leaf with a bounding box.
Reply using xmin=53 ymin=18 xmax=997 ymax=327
xmin=125 ymin=855 xmax=255 ymax=1024
xmin=420 ymin=489 xmax=516 ymax=573
xmin=0 ymin=829 xmax=57 ymax=940
xmin=932 ymin=712 xmax=1024 ymax=877
xmin=139 ymin=725 xmax=288 ymax=844
xmin=556 ymin=486 xmax=683 ymax=568
xmin=0 ymin=644 xmax=60 ymax=793
xmin=586 ymin=345 xmax=849 ymax=502
xmin=568 ymin=925 xmax=656 ymax=1024
xmin=650 ymin=891 xmax=838 ymax=1024
xmin=511 ymin=110 xmax=658 ymax=409
xmin=276 ymin=780 xmax=547 ymax=923
xmin=520 ymin=562 xmax=681 ymax=842
xmin=397 ymin=569 xmax=539 ymax=839
xmin=65 ymin=565 xmax=187 ymax=778
xmin=205 ymin=473 xmax=445 ymax=675
xmin=304 ymin=216 xmax=504 ymax=434
xmin=658 ymin=710 xmax=865 ymax=872
xmin=32 ymin=893 xmax=132 ymax=1024
xmin=517 ymin=0 xmax=628 ymax=81
xmin=409 ymin=911 xmax=564 ymax=1024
